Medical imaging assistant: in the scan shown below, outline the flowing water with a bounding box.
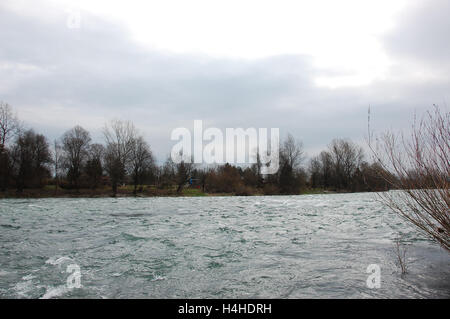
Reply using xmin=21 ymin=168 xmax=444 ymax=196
xmin=0 ymin=192 xmax=449 ymax=299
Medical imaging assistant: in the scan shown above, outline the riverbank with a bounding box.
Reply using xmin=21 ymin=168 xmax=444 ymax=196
xmin=0 ymin=186 xmax=341 ymax=199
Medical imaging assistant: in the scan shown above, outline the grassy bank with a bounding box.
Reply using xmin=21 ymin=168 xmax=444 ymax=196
xmin=0 ymin=186 xmax=340 ymax=199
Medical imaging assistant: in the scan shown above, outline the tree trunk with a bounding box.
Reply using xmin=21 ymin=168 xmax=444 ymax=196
xmin=133 ymin=174 xmax=138 ymax=196
xmin=112 ymin=181 xmax=117 ymax=197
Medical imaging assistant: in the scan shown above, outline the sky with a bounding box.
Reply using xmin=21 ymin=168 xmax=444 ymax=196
xmin=0 ymin=0 xmax=449 ymax=163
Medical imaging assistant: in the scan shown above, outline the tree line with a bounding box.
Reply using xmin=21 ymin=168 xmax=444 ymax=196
xmin=0 ymin=101 xmax=391 ymax=197
xmin=2 ymin=101 xmax=447 ymax=254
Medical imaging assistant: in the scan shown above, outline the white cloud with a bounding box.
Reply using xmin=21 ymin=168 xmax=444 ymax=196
xmin=0 ymin=0 xmax=447 ymax=162
xmin=32 ymin=0 xmax=408 ymax=88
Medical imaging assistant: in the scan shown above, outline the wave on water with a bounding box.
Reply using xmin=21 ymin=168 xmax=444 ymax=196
xmin=110 ymin=213 xmax=146 ymax=217
xmin=22 ymin=274 xmax=37 ymax=281
xmin=1 ymin=194 xmax=449 ymax=298
xmin=121 ymin=232 xmax=148 ymax=241
xmin=45 ymin=256 xmax=73 ymax=266
xmin=40 ymin=285 xmax=69 ymax=299
xmin=0 ymin=224 xmax=20 ymax=229
xmin=27 ymin=204 xmax=46 ymax=209
xmin=13 ymin=280 xmax=35 ymax=298
xmin=151 ymin=274 xmax=167 ymax=282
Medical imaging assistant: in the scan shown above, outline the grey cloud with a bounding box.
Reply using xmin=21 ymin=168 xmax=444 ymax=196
xmin=0 ymin=1 xmax=448 ymax=163
xmin=384 ymin=0 xmax=450 ymax=71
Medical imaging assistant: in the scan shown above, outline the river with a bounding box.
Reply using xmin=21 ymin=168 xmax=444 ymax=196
xmin=0 ymin=192 xmax=449 ymax=298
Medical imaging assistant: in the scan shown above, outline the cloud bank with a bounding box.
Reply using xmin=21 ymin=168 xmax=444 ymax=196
xmin=0 ymin=0 xmax=448 ymax=161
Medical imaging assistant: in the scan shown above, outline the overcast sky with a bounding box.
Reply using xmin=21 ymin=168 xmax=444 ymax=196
xmin=1 ymin=0 xmax=449 ymax=162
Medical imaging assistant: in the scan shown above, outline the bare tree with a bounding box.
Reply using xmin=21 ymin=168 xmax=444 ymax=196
xmin=319 ymin=151 xmax=333 ymax=188
xmin=130 ymin=136 xmax=154 ymax=195
xmin=0 ymin=102 xmax=20 ymax=148
xmin=10 ymin=130 xmax=52 ymax=192
xmin=170 ymin=150 xmax=194 ymax=194
xmin=308 ymin=156 xmax=322 ymax=188
xmin=277 ymin=134 xmax=305 ymax=194
xmin=103 ymin=120 xmax=137 ymax=196
xmin=53 ymin=139 xmax=62 ymax=194
xmin=0 ymin=147 xmax=10 ymax=192
xmin=0 ymin=102 xmax=21 ymax=191
xmin=61 ymin=126 xmax=91 ymax=190
xmin=394 ymin=237 xmax=408 ymax=275
xmin=329 ymin=138 xmax=363 ymax=190
xmin=159 ymin=156 xmax=176 ymax=189
xmin=176 ymin=159 xmax=194 ymax=194
xmin=369 ymin=105 xmax=449 ymax=252
xmin=85 ymin=143 xmax=105 ymax=190
xmin=281 ymin=133 xmax=304 ymax=170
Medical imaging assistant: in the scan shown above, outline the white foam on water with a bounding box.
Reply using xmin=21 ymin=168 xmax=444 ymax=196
xmin=40 ymin=285 xmax=69 ymax=299
xmin=22 ymin=274 xmax=37 ymax=281
xmin=27 ymin=204 xmax=45 ymax=209
xmin=13 ymin=280 xmax=34 ymax=297
xmin=151 ymin=275 xmax=167 ymax=281
xmin=45 ymin=256 xmax=72 ymax=266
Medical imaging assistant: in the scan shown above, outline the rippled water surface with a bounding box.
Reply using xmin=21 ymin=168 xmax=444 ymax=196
xmin=1 ymin=193 xmax=449 ymax=298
